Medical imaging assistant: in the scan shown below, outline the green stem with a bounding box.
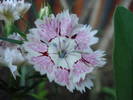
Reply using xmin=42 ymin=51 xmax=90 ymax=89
xmin=4 ymin=22 xmax=13 ymax=36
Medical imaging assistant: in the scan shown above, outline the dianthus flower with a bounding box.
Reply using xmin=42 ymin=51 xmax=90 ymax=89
xmin=0 ymin=33 xmax=24 ymax=79
xmin=24 ymin=11 xmax=106 ymax=92
xmin=0 ymin=0 xmax=31 ymax=23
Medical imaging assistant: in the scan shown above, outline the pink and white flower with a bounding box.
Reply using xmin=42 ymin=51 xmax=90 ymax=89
xmin=0 ymin=0 xmax=31 ymax=23
xmin=23 ymin=10 xmax=106 ymax=92
xmin=0 ymin=33 xmax=24 ymax=79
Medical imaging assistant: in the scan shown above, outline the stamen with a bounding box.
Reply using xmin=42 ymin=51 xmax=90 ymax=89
xmin=65 ymin=58 xmax=70 ymax=68
xmin=70 ymin=50 xmax=90 ymax=54
xmin=58 ymin=37 xmax=62 ymax=50
xmin=66 ymin=53 xmax=79 ymax=57
xmin=58 ymin=50 xmax=67 ymax=58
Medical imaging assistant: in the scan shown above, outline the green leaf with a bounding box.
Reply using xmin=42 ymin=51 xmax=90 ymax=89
xmin=113 ymin=6 xmax=133 ymax=100
xmin=0 ymin=37 xmax=23 ymax=44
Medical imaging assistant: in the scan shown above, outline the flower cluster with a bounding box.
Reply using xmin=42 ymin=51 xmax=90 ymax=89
xmin=23 ymin=11 xmax=106 ymax=92
xmin=0 ymin=33 xmax=24 ymax=79
xmin=0 ymin=0 xmax=31 ymax=23
xmin=0 ymin=0 xmax=31 ymax=79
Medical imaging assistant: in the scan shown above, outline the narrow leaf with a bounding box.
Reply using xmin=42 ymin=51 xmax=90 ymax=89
xmin=0 ymin=37 xmax=23 ymax=44
xmin=113 ymin=6 xmax=133 ymax=100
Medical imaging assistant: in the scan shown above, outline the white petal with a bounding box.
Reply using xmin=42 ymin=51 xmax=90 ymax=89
xmin=66 ymin=52 xmax=81 ymax=68
xmin=75 ymin=77 xmax=94 ymax=93
xmin=9 ymin=64 xmax=19 ymax=79
xmin=57 ymin=58 xmax=68 ymax=68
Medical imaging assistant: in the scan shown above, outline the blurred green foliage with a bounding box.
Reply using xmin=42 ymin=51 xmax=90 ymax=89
xmin=101 ymin=87 xmax=115 ymax=100
xmin=30 ymin=81 xmax=48 ymax=100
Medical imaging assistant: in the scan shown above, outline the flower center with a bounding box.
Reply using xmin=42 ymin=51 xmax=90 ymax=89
xmin=58 ymin=50 xmax=67 ymax=58
xmin=48 ymin=37 xmax=81 ymax=69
